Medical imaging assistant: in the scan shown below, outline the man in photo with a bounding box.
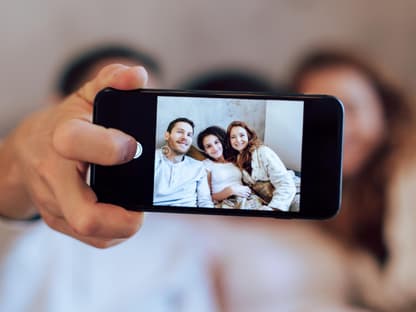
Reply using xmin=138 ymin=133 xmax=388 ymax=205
xmin=154 ymin=117 xmax=214 ymax=208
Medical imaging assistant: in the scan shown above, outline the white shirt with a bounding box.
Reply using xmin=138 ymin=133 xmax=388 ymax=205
xmin=153 ymin=149 xmax=213 ymax=208
xmin=250 ymin=146 xmax=296 ymax=211
xmin=203 ymin=159 xmax=242 ymax=194
xmin=0 ymin=214 xmax=218 ymax=312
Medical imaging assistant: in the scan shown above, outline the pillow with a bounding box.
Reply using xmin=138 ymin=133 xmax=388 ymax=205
xmin=187 ymin=145 xmax=207 ymax=161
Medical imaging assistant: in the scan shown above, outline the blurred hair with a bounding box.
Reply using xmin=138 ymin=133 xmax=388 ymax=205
xmin=166 ymin=117 xmax=195 ymax=133
xmin=226 ymin=121 xmax=263 ymax=174
xmin=180 ymin=68 xmax=277 ymax=92
xmin=292 ymin=49 xmax=415 ymax=264
xmin=55 ymin=43 xmax=161 ymax=96
xmin=197 ymin=126 xmax=229 ymax=160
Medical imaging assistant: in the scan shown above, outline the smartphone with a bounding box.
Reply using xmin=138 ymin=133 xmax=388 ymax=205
xmin=91 ymin=88 xmax=343 ymax=219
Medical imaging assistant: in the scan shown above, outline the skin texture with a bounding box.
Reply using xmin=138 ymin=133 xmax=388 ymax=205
xmin=79 ymin=58 xmax=160 ymax=90
xmin=202 ymin=134 xmax=225 ymax=162
xmin=229 ymin=126 xmax=249 ymax=153
xmin=297 ymin=66 xmax=385 ymax=178
xmin=163 ymin=121 xmax=194 ymax=163
xmin=0 ymin=64 xmax=148 ymax=248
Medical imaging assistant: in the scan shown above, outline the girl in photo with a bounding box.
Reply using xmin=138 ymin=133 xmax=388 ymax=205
xmin=227 ymin=121 xmax=296 ymax=211
xmin=197 ymin=126 xmax=263 ymax=209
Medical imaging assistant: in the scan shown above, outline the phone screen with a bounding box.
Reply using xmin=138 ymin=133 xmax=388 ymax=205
xmin=154 ymin=95 xmax=303 ymax=212
xmin=92 ymin=88 xmax=343 ymax=219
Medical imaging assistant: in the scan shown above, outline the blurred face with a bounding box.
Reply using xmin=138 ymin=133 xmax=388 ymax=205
xmin=164 ymin=121 xmax=194 ymax=155
xmin=202 ymin=134 xmax=224 ymax=160
xmin=230 ymin=126 xmax=249 ymax=153
xmin=297 ymin=66 xmax=385 ymax=177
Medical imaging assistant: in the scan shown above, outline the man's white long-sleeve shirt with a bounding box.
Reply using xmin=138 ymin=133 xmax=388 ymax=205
xmin=153 ymin=149 xmax=213 ymax=208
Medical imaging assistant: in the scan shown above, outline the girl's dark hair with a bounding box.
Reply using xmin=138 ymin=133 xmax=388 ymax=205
xmin=56 ymin=43 xmax=161 ymax=96
xmin=197 ymin=126 xmax=229 ymax=160
xmin=292 ymin=49 xmax=414 ymax=264
xmin=226 ymin=121 xmax=262 ymax=173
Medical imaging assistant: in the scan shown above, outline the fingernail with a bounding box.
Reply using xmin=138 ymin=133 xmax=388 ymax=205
xmin=132 ymin=66 xmax=148 ymax=86
xmin=121 ymin=136 xmax=138 ymax=162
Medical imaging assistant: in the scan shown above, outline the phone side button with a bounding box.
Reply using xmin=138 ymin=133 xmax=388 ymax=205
xmin=134 ymin=142 xmax=143 ymax=159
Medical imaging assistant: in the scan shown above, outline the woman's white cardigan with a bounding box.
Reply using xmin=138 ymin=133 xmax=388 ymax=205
xmin=250 ymin=146 xmax=296 ymax=211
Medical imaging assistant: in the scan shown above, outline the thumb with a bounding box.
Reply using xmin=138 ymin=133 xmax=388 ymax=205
xmin=77 ymin=64 xmax=148 ymax=104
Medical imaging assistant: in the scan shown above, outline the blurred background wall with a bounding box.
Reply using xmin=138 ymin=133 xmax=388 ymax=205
xmin=0 ymin=0 xmax=415 ymax=136
xmin=156 ymin=97 xmax=267 ymax=149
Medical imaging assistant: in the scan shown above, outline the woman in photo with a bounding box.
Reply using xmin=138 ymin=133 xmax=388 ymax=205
xmin=227 ymin=121 xmax=296 ymax=211
xmin=197 ymin=126 xmax=263 ymax=209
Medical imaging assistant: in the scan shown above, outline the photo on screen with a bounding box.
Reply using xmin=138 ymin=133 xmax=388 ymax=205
xmin=153 ymin=96 xmax=303 ymax=212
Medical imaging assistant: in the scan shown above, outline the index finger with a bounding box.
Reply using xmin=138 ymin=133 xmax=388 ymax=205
xmin=51 ymin=159 xmax=143 ymax=239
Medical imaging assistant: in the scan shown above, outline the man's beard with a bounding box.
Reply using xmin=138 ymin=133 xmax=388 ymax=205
xmin=168 ymin=141 xmax=190 ymax=156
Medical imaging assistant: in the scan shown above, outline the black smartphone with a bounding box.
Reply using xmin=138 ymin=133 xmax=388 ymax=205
xmin=91 ymin=88 xmax=343 ymax=219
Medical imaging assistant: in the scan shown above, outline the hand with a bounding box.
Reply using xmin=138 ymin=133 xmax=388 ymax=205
xmin=229 ymin=185 xmax=251 ymax=198
xmin=0 ymin=64 xmax=148 ymax=248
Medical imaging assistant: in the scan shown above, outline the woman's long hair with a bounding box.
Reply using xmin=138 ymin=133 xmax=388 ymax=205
xmin=292 ymin=49 xmax=415 ymax=264
xmin=226 ymin=121 xmax=263 ymax=174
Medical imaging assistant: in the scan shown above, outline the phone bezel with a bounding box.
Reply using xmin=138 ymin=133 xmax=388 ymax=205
xmin=91 ymin=88 xmax=343 ymax=219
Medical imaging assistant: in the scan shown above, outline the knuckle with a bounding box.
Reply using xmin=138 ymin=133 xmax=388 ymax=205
xmin=41 ymin=213 xmax=57 ymax=229
xmin=32 ymin=194 xmax=50 ymax=212
xmin=34 ymin=156 xmax=59 ymax=188
xmin=124 ymin=224 xmax=139 ymax=238
xmin=71 ymin=215 xmax=101 ymax=237
xmin=34 ymin=157 xmax=51 ymax=178
xmin=53 ymin=123 xmax=77 ymax=157
xmin=125 ymin=213 xmax=144 ymax=236
xmin=91 ymin=240 xmax=114 ymax=249
xmin=41 ymin=213 xmax=65 ymax=234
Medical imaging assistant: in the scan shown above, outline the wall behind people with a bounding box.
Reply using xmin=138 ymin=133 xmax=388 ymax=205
xmin=156 ymin=97 xmax=266 ymax=146
xmin=264 ymin=100 xmax=303 ymax=172
xmin=1 ymin=0 xmax=415 ymax=135
xmin=156 ymin=97 xmax=302 ymax=171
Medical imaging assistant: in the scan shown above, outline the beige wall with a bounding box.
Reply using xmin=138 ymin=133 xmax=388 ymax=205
xmin=1 ymin=0 xmax=415 ymax=135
